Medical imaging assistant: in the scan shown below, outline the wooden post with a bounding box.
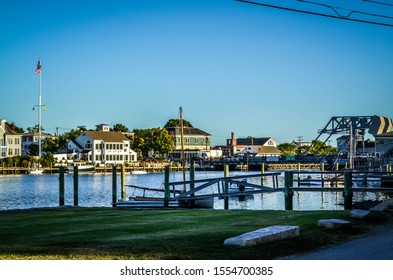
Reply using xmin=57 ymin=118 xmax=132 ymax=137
xmin=261 ymin=163 xmax=265 ymax=186
xmin=284 ymin=171 xmax=293 ymax=210
xmin=59 ymin=166 xmax=65 ymax=206
xmin=190 ymin=164 xmax=195 ymax=208
xmin=164 ymin=165 xmax=170 ymax=208
xmin=73 ymin=165 xmax=79 ymax=206
xmin=112 ymin=165 xmax=117 ymax=207
xmin=224 ymin=164 xmax=229 ymax=210
xmin=321 ymin=162 xmax=325 ymax=188
xmin=344 ymin=171 xmax=353 ymax=210
xmin=121 ymin=164 xmax=126 ymax=201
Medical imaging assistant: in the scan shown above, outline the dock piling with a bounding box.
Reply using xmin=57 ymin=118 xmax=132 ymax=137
xmin=121 ymin=164 xmax=126 ymax=201
xmin=344 ymin=171 xmax=353 ymax=210
xmin=73 ymin=165 xmax=79 ymax=206
xmin=190 ymin=164 xmax=195 ymax=208
xmin=59 ymin=166 xmax=65 ymax=206
xmin=112 ymin=165 xmax=117 ymax=207
xmin=284 ymin=171 xmax=294 ymax=210
xmin=164 ymin=166 xmax=170 ymax=207
xmin=224 ymin=165 xmax=229 ymax=210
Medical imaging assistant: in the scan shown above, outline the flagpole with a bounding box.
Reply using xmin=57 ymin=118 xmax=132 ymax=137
xmin=38 ymin=59 xmax=42 ymax=158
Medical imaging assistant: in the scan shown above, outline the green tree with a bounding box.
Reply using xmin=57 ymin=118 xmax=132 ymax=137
xmin=131 ymin=128 xmax=174 ymax=158
xmin=43 ymin=137 xmax=60 ymax=153
xmin=112 ymin=123 xmax=129 ymax=132
xmin=309 ymin=140 xmax=338 ymax=156
xmin=164 ymin=119 xmax=193 ymax=128
xmin=27 ymin=124 xmax=44 ymax=133
xmin=62 ymin=127 xmax=84 ymax=142
xmin=28 ymin=143 xmax=39 ymax=156
xmin=42 ymin=152 xmax=55 ymax=167
xmin=277 ymin=143 xmax=298 ymax=156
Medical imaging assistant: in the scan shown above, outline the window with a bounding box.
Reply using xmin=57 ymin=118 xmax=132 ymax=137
xmin=185 ymin=138 xmax=190 ymax=144
xmin=195 ymin=138 xmax=199 ymax=144
xmin=85 ymin=141 xmax=92 ymax=149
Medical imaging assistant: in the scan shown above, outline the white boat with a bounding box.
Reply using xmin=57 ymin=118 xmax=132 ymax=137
xmin=27 ymin=163 xmax=43 ymax=175
xmin=27 ymin=168 xmax=44 ymax=175
xmin=66 ymin=162 xmax=95 ymax=173
xmin=130 ymin=170 xmax=148 ymax=175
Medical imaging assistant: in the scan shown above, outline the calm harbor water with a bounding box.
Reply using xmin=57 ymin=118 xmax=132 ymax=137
xmin=0 ymin=171 xmax=385 ymax=211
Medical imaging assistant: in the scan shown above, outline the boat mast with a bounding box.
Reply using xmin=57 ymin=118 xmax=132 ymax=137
xmin=179 ymin=106 xmax=186 ymax=192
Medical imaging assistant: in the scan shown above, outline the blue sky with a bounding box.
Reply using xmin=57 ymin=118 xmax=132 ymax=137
xmin=1 ymin=0 xmax=393 ymax=146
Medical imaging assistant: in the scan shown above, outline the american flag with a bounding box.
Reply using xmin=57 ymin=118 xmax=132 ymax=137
xmin=35 ymin=59 xmax=41 ymax=74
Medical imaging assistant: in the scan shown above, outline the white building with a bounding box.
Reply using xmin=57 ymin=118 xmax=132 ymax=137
xmin=0 ymin=119 xmax=22 ymax=159
xmin=74 ymin=129 xmax=137 ymax=164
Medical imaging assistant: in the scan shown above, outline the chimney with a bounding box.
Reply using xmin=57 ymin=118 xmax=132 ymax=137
xmin=231 ymin=132 xmax=236 ymax=146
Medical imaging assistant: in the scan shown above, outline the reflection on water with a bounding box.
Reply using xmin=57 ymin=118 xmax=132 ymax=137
xmin=0 ymin=171 xmax=388 ymax=211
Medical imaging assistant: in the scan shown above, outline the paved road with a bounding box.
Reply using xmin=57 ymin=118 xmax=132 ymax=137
xmin=284 ymin=218 xmax=393 ymax=260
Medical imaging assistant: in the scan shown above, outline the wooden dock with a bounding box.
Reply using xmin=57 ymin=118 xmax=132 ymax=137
xmin=267 ymin=163 xmax=321 ymax=170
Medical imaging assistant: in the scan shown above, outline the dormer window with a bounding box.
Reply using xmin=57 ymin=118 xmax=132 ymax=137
xmin=85 ymin=140 xmax=92 ymax=149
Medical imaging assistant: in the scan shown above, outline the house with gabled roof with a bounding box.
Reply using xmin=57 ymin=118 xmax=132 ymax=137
xmin=1 ymin=119 xmax=22 ymax=159
xmin=166 ymin=126 xmax=211 ymax=161
xmin=226 ymin=132 xmax=281 ymax=157
xmin=74 ymin=127 xmax=137 ymax=165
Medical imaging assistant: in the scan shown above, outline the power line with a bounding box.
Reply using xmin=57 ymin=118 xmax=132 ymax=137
xmin=363 ymin=0 xmax=393 ymax=8
xmin=298 ymin=0 xmax=393 ymax=20
xmin=235 ymin=0 xmax=393 ymax=27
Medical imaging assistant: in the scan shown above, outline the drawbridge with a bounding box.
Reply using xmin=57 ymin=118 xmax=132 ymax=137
xmin=306 ymin=115 xmax=392 ymax=153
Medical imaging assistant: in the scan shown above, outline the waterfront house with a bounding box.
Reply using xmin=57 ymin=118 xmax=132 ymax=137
xmin=21 ymin=132 xmax=51 ymax=156
xmin=74 ymin=125 xmax=137 ymax=165
xmin=166 ymin=126 xmax=211 ymax=162
xmin=0 ymin=119 xmax=22 ymax=159
xmin=226 ymin=132 xmax=282 ymax=158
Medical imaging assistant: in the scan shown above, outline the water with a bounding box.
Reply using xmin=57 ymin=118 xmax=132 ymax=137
xmin=0 ymin=171 xmax=387 ymax=211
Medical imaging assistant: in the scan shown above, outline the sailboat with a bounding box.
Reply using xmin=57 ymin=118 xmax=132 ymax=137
xmin=28 ymin=59 xmax=44 ymax=175
xmin=122 ymin=107 xmax=213 ymax=208
xmin=177 ymin=106 xmax=214 ymax=208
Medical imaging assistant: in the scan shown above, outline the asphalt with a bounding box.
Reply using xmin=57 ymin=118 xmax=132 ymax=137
xmin=282 ymin=213 xmax=393 ymax=260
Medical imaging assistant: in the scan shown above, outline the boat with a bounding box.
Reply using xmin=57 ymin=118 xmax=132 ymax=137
xmin=130 ymin=170 xmax=148 ymax=175
xmin=27 ymin=168 xmax=44 ymax=175
xmin=119 ymin=107 xmax=214 ymax=209
xmin=66 ymin=162 xmax=95 ymax=173
xmin=27 ymin=163 xmax=43 ymax=175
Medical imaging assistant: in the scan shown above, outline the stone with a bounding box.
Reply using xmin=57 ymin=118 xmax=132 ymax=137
xmin=370 ymin=198 xmax=393 ymax=212
xmin=223 ymin=225 xmax=300 ymax=248
xmin=318 ymin=219 xmax=351 ymax=229
xmin=350 ymin=209 xmax=370 ymax=219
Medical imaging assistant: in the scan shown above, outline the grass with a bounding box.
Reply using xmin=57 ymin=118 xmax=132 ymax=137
xmin=0 ymin=207 xmax=386 ymax=260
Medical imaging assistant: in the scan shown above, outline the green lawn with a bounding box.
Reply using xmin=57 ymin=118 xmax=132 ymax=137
xmin=0 ymin=207 xmax=382 ymax=260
